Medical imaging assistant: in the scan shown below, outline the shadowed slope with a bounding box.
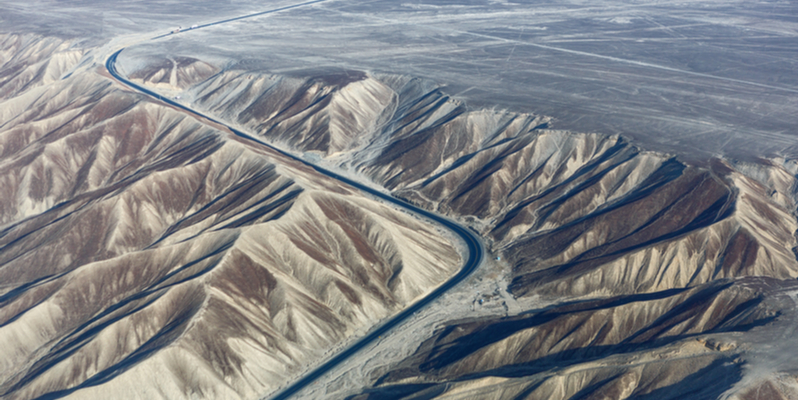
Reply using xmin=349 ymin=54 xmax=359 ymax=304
xmin=161 ymin=59 xmax=796 ymax=400
xmin=352 ymin=277 xmax=796 ymax=400
xmin=174 ymin=64 xmax=796 ymax=300
xmin=0 ymin=36 xmax=461 ymax=400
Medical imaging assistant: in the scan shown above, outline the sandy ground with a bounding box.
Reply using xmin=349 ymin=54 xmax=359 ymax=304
xmin=5 ymin=0 xmax=792 ymax=162
xmin=1 ymin=2 xmax=794 ymax=399
xmin=264 ymin=252 xmax=550 ymax=399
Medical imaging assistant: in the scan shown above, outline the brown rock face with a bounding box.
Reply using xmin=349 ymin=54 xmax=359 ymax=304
xmin=351 ymin=278 xmax=795 ymax=400
xmin=127 ymin=56 xmax=218 ymax=91
xmin=167 ymin=46 xmax=796 ymax=400
xmin=182 ymin=65 xmax=795 ymax=299
xmin=0 ymin=24 xmax=795 ymax=400
xmin=0 ymin=36 xmax=461 ymax=399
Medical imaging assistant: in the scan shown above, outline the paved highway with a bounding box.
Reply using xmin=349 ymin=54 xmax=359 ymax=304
xmin=105 ymin=4 xmax=484 ymax=397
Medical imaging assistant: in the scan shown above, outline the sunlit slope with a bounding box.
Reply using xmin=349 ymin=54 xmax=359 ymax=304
xmin=168 ymin=60 xmax=796 ymax=399
xmin=0 ymin=37 xmax=460 ymax=400
xmin=354 ymin=277 xmax=796 ymax=400
xmin=178 ymin=63 xmax=796 ymax=299
xmin=188 ymin=69 xmax=396 ymax=155
xmin=0 ymin=37 xmax=792 ymax=400
xmin=127 ymin=56 xmax=218 ymax=91
xmin=0 ymin=34 xmax=83 ymax=100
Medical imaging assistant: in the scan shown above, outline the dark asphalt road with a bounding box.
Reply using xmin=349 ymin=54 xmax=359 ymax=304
xmin=106 ymin=11 xmax=484 ymax=396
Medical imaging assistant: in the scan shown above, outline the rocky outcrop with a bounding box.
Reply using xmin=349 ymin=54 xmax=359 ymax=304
xmin=177 ymin=65 xmax=796 ymax=300
xmin=164 ymin=60 xmax=797 ymax=400
xmin=127 ymin=56 xmax=218 ymax=91
xmin=0 ymin=27 xmax=795 ymax=399
xmin=352 ymin=277 xmax=796 ymax=400
xmin=0 ymin=36 xmax=461 ymax=399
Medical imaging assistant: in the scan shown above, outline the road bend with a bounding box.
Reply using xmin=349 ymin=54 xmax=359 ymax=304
xmin=106 ymin=10 xmax=484 ymax=397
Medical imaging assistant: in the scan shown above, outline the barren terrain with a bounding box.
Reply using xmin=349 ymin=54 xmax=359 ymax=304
xmin=0 ymin=1 xmax=796 ymax=399
xmin=0 ymin=33 xmax=462 ymax=399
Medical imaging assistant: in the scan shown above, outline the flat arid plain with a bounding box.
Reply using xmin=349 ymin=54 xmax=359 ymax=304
xmin=0 ymin=1 xmax=796 ymax=399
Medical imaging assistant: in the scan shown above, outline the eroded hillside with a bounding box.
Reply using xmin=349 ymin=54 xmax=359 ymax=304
xmin=0 ymin=35 xmax=461 ymax=400
xmin=146 ymin=54 xmax=797 ymax=399
xmin=0 ymin=27 xmax=795 ymax=400
xmin=173 ymin=59 xmax=796 ymax=298
xmin=353 ymin=277 xmax=796 ymax=400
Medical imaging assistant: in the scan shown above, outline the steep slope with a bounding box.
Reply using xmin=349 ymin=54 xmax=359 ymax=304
xmin=352 ymin=278 xmax=796 ymax=400
xmin=0 ymin=26 xmax=794 ymax=400
xmin=161 ymin=60 xmax=796 ymax=399
xmin=0 ymin=34 xmax=83 ymax=100
xmin=175 ymin=64 xmax=796 ymax=299
xmin=188 ymin=69 xmax=397 ymax=155
xmin=0 ymin=36 xmax=461 ymax=399
xmin=503 ymin=156 xmax=796 ymax=299
xmin=126 ymin=56 xmax=218 ymax=92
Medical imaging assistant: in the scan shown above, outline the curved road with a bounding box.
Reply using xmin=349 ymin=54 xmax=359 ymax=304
xmin=105 ymin=7 xmax=484 ymax=399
